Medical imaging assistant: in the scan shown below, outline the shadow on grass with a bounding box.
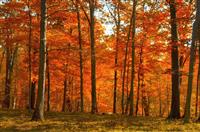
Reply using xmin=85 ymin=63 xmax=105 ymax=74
xmin=0 ymin=110 xmax=199 ymax=131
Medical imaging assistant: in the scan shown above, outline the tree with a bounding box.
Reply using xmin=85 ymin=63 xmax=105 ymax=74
xmin=75 ymin=0 xmax=84 ymax=112
xmin=3 ymin=46 xmax=18 ymax=109
xmin=168 ymin=0 xmax=180 ymax=119
xmin=184 ymin=0 xmax=200 ymax=123
xmin=62 ymin=78 xmax=67 ymax=112
xmin=89 ymin=0 xmax=97 ymax=114
xmin=112 ymin=0 xmax=121 ymax=114
xmin=32 ymin=0 xmax=47 ymax=121
xmin=27 ymin=0 xmax=33 ymax=111
xmin=121 ymin=3 xmax=132 ymax=115
xmin=129 ymin=0 xmax=137 ymax=116
xmin=46 ymin=49 xmax=50 ymax=111
xmin=30 ymin=81 xmax=36 ymax=109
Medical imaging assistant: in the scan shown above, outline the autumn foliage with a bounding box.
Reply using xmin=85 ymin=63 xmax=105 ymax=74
xmin=0 ymin=0 xmax=199 ymax=121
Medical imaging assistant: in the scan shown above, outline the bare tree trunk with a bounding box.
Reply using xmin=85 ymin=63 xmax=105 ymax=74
xmin=140 ymin=75 xmax=149 ymax=116
xmin=31 ymin=81 xmax=36 ymax=109
xmin=76 ymin=0 xmax=84 ymax=112
xmin=62 ymin=78 xmax=67 ymax=112
xmin=121 ymin=4 xmax=133 ymax=115
xmin=166 ymin=82 xmax=170 ymax=116
xmin=125 ymin=61 xmax=130 ymax=114
xmin=89 ymin=0 xmax=97 ymax=114
xmin=3 ymin=48 xmax=11 ymax=109
xmin=136 ymin=37 xmax=144 ymax=116
xmin=46 ymin=50 xmax=50 ymax=111
xmin=32 ymin=0 xmax=47 ymax=121
xmin=184 ymin=34 xmax=197 ymax=123
xmin=159 ymin=82 xmax=162 ymax=117
xmin=184 ymin=0 xmax=200 ymax=123
xmin=3 ymin=46 xmax=18 ymax=109
xmin=129 ymin=0 xmax=137 ymax=116
xmin=135 ymin=70 xmax=140 ymax=116
xmin=168 ymin=0 xmax=180 ymax=119
xmin=113 ymin=0 xmax=120 ymax=114
xmin=28 ymin=0 xmax=32 ymax=111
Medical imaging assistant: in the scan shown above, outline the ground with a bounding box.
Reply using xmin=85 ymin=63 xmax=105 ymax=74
xmin=0 ymin=110 xmax=200 ymax=131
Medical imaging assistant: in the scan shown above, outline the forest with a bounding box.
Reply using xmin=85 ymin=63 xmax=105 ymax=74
xmin=0 ymin=0 xmax=200 ymax=131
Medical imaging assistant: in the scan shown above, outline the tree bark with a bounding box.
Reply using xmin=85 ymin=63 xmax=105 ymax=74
xmin=32 ymin=0 xmax=47 ymax=121
xmin=3 ymin=48 xmax=11 ymax=109
xmin=113 ymin=0 xmax=120 ymax=114
xmin=159 ymin=82 xmax=162 ymax=117
xmin=184 ymin=31 xmax=197 ymax=123
xmin=62 ymin=78 xmax=67 ymax=112
xmin=184 ymin=0 xmax=200 ymax=123
xmin=135 ymin=41 xmax=143 ymax=116
xmin=46 ymin=50 xmax=50 ymax=112
xmin=129 ymin=0 xmax=137 ymax=116
xmin=76 ymin=0 xmax=84 ymax=112
xmin=168 ymin=0 xmax=180 ymax=119
xmin=28 ymin=0 xmax=32 ymax=111
xmin=125 ymin=61 xmax=130 ymax=114
xmin=31 ymin=81 xmax=36 ymax=109
xmin=89 ymin=0 xmax=97 ymax=114
xmin=121 ymin=5 xmax=133 ymax=115
xmin=3 ymin=46 xmax=18 ymax=109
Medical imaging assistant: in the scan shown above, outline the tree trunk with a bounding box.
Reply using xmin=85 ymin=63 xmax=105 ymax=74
xmin=168 ymin=0 xmax=180 ymax=119
xmin=125 ymin=61 xmax=130 ymax=114
xmin=28 ymin=0 xmax=32 ymax=111
xmin=184 ymin=0 xmax=200 ymax=122
xmin=89 ymin=0 xmax=97 ymax=114
xmin=113 ymin=0 xmax=120 ymax=114
xmin=121 ymin=4 xmax=133 ymax=115
xmin=31 ymin=81 xmax=36 ymax=109
xmin=76 ymin=0 xmax=84 ymax=112
xmin=166 ymin=82 xmax=170 ymax=116
xmin=135 ymin=74 xmax=140 ymax=115
xmin=46 ymin=50 xmax=50 ymax=112
xmin=32 ymin=0 xmax=47 ymax=121
xmin=129 ymin=0 xmax=137 ymax=116
xmin=135 ymin=70 xmax=140 ymax=116
xmin=140 ymin=75 xmax=149 ymax=116
xmin=62 ymin=78 xmax=67 ymax=112
xmin=3 ymin=48 xmax=11 ymax=109
xmin=136 ymin=42 xmax=143 ymax=115
xmin=3 ymin=46 xmax=18 ymax=109
xmin=159 ymin=82 xmax=162 ymax=117
xmin=31 ymin=81 xmax=36 ymax=110
xmin=184 ymin=33 xmax=197 ymax=123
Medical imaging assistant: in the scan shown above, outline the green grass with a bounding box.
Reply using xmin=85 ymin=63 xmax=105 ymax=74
xmin=0 ymin=110 xmax=200 ymax=131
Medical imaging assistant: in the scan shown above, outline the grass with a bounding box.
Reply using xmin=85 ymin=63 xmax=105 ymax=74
xmin=0 ymin=110 xmax=200 ymax=131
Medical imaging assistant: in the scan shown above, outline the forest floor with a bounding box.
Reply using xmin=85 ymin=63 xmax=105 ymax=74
xmin=0 ymin=110 xmax=200 ymax=131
